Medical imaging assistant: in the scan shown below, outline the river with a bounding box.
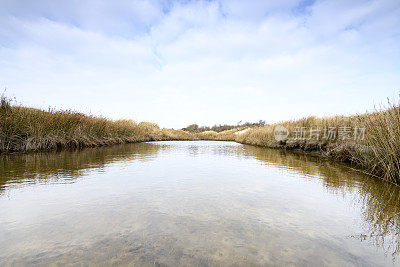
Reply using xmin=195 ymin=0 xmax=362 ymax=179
xmin=0 ymin=141 xmax=399 ymax=266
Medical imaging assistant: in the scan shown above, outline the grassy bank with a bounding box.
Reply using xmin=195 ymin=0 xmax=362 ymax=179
xmin=195 ymin=128 xmax=241 ymax=141
xmin=1 ymin=95 xmax=399 ymax=184
xmin=0 ymin=96 xmax=194 ymax=153
xmin=235 ymin=103 xmax=400 ymax=184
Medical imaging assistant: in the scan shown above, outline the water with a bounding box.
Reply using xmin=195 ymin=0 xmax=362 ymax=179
xmin=0 ymin=141 xmax=399 ymax=266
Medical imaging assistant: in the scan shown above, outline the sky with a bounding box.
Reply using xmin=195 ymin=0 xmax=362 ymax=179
xmin=0 ymin=0 xmax=399 ymax=128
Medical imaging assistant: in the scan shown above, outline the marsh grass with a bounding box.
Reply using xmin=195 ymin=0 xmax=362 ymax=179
xmin=235 ymin=102 xmax=400 ymax=184
xmin=358 ymin=103 xmax=400 ymax=184
xmin=195 ymin=128 xmax=242 ymax=141
xmin=0 ymin=96 xmax=195 ymax=152
xmin=1 ymin=95 xmax=400 ymax=183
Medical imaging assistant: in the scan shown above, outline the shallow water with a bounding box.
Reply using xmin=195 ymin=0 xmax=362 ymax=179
xmin=0 ymin=141 xmax=399 ymax=266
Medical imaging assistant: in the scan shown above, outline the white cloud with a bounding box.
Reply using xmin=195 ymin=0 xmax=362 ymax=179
xmin=0 ymin=0 xmax=399 ymax=128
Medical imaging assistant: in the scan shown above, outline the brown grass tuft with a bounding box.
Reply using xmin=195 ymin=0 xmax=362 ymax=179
xmin=0 ymin=96 xmax=196 ymax=153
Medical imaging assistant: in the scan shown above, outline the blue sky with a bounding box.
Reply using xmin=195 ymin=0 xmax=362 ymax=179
xmin=1 ymin=0 xmax=399 ymax=128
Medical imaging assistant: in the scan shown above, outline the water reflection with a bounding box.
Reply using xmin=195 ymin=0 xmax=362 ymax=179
xmin=0 ymin=141 xmax=399 ymax=266
xmin=0 ymin=143 xmax=161 ymax=193
xmin=242 ymin=145 xmax=400 ymax=260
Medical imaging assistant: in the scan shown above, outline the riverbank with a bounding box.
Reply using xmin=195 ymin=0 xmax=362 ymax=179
xmin=1 ymin=96 xmax=399 ymax=184
xmin=0 ymin=96 xmax=195 ymax=153
xmin=234 ymin=104 xmax=400 ymax=185
xmin=185 ymin=104 xmax=400 ymax=184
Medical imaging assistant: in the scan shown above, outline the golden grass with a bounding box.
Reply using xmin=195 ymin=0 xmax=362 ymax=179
xmin=2 ymin=95 xmax=399 ymax=184
xmin=195 ymin=128 xmax=244 ymax=141
xmin=0 ymin=96 xmax=195 ymax=152
xmin=359 ymin=104 xmax=400 ymax=184
xmin=235 ymin=103 xmax=400 ymax=184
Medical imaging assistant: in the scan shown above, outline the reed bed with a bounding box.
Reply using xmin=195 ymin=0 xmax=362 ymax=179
xmin=235 ymin=102 xmax=400 ymax=184
xmin=358 ymin=104 xmax=400 ymax=184
xmin=2 ymin=95 xmax=399 ymax=184
xmin=195 ymin=128 xmax=241 ymax=141
xmin=0 ymin=96 xmax=195 ymax=153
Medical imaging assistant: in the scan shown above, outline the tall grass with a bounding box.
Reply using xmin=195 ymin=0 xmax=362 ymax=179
xmin=359 ymin=103 xmax=400 ymax=184
xmin=195 ymin=128 xmax=243 ymax=141
xmin=2 ymin=95 xmax=400 ymax=184
xmin=0 ymin=96 xmax=195 ymax=152
xmin=235 ymin=102 xmax=400 ymax=184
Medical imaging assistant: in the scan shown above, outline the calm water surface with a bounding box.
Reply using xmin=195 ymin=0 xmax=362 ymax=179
xmin=1 ymin=141 xmax=400 ymax=266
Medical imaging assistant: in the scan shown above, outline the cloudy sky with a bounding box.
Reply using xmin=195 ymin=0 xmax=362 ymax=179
xmin=1 ymin=0 xmax=399 ymax=128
